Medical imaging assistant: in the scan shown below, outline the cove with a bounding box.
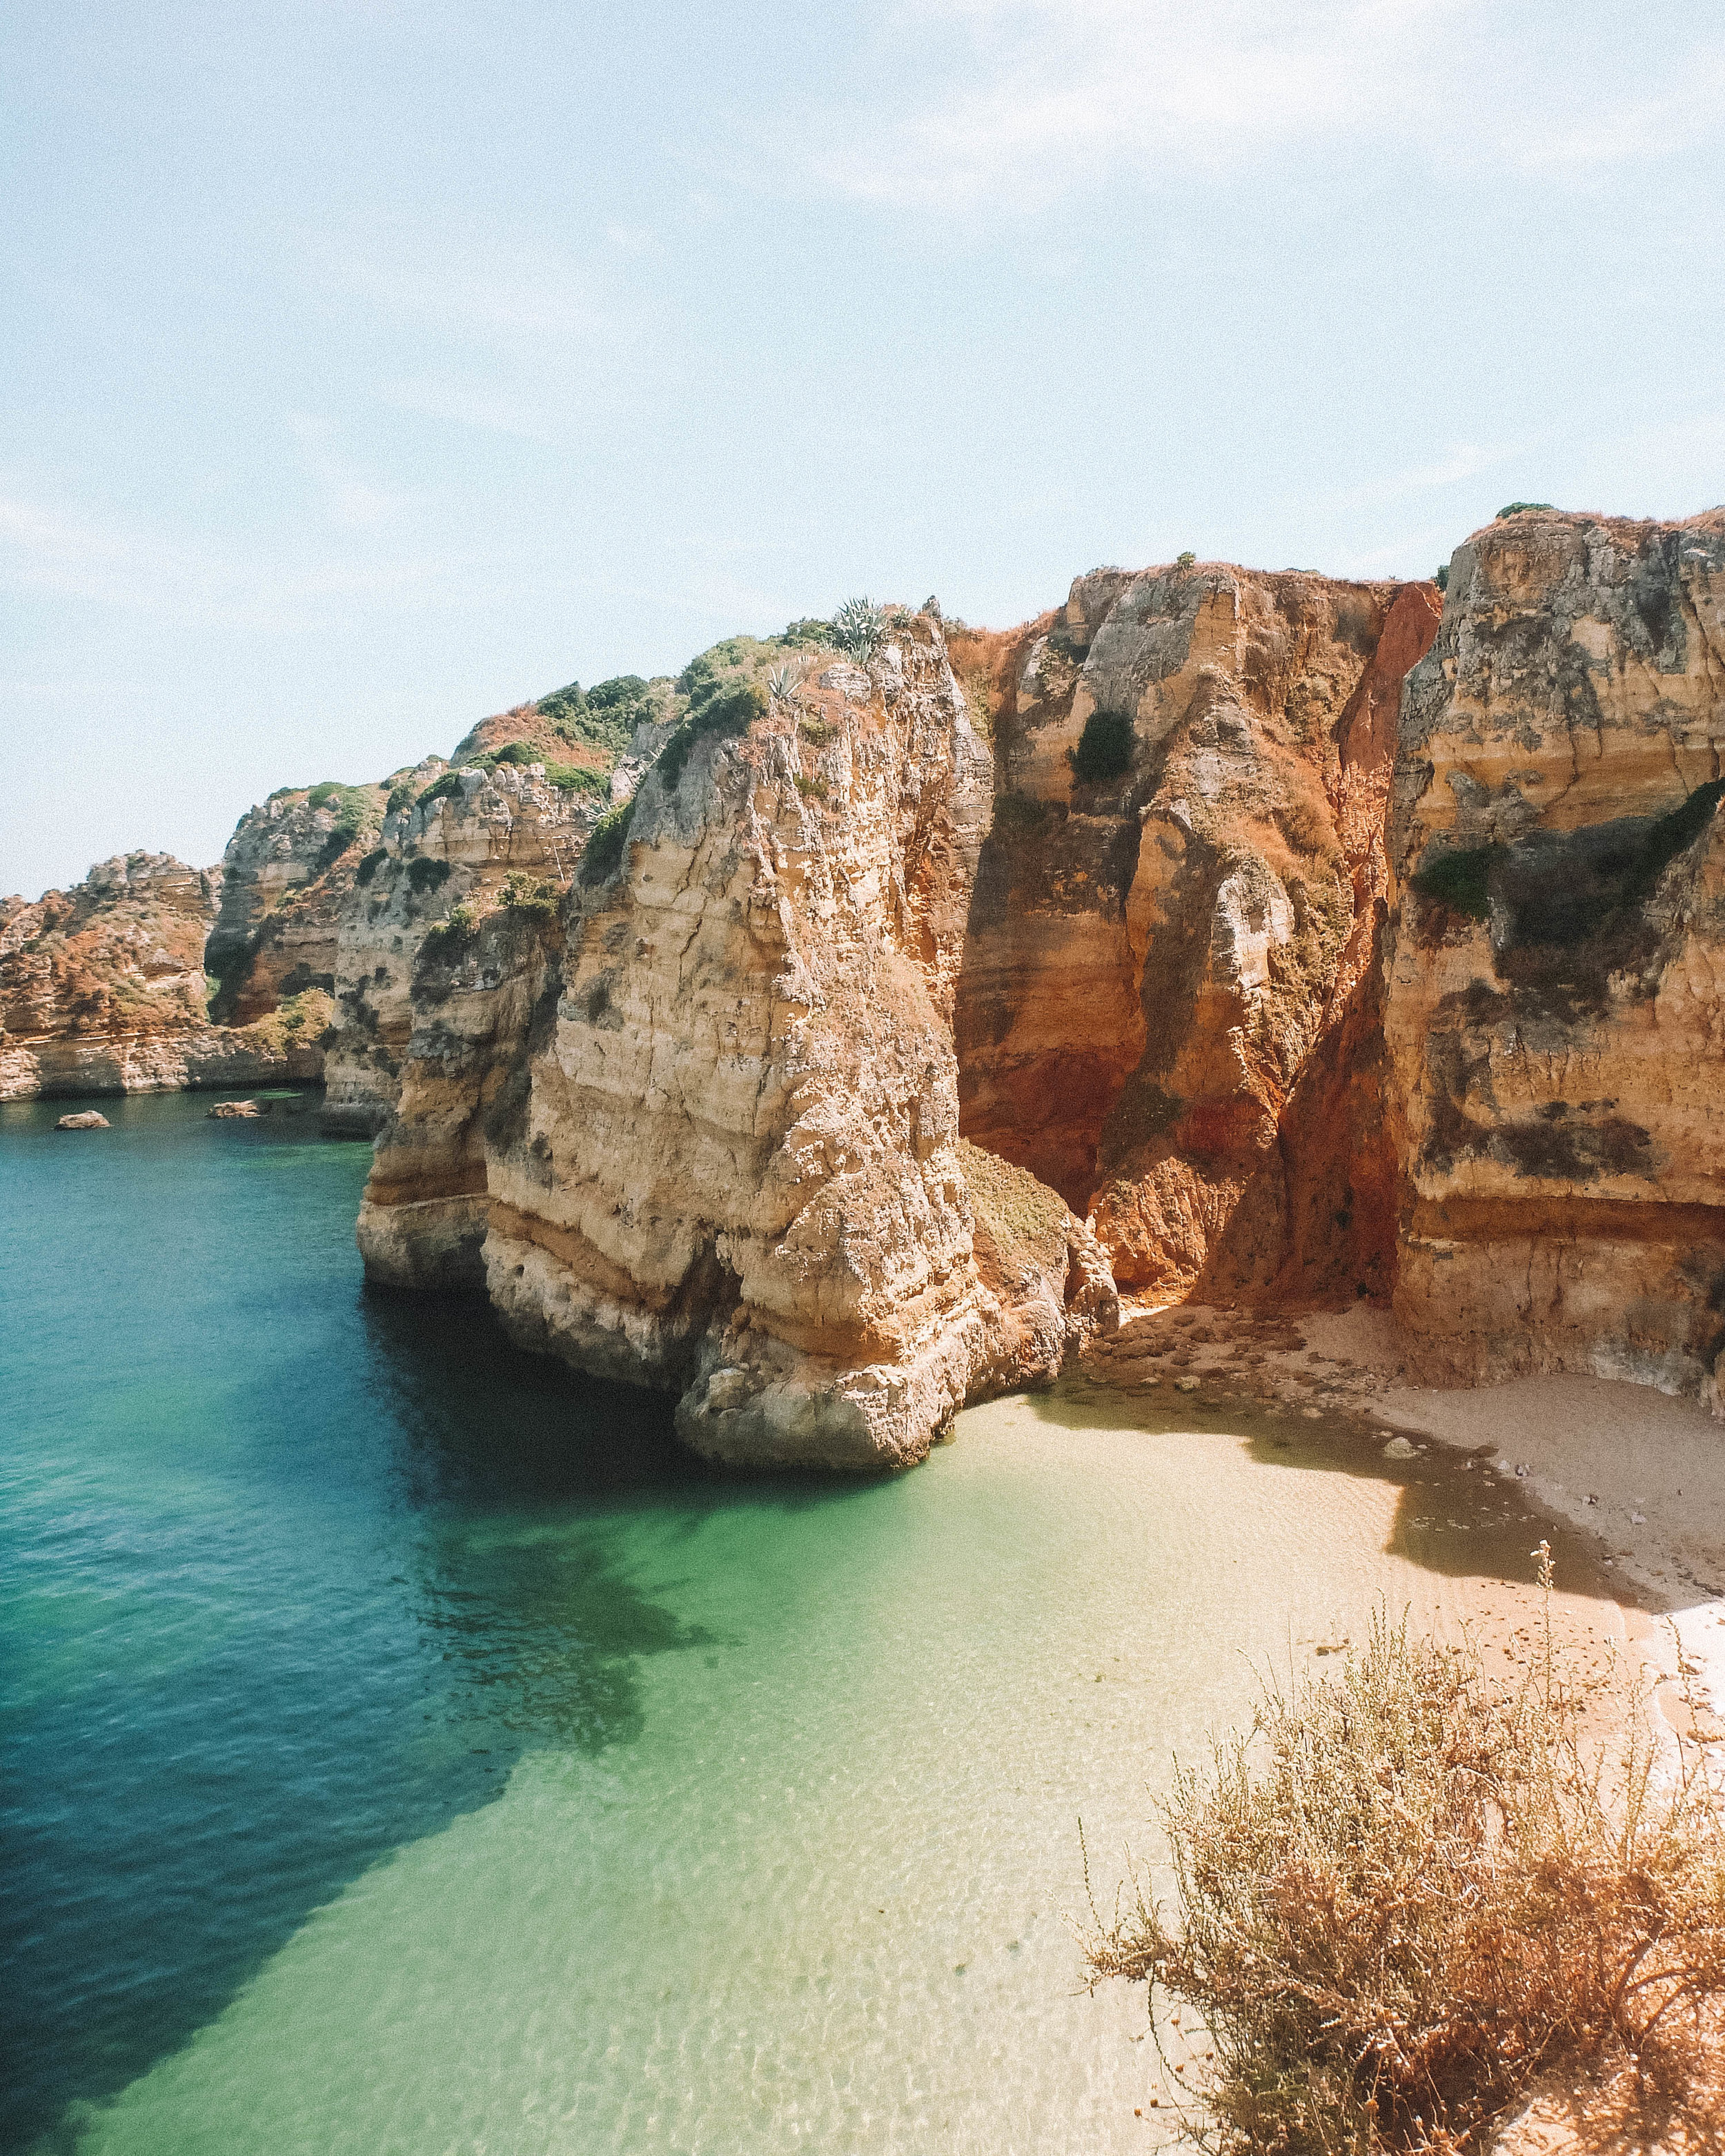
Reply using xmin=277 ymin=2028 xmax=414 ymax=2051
xmin=2 ymin=1091 xmax=1581 ymax=2155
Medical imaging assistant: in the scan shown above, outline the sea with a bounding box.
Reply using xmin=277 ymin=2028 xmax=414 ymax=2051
xmin=1 ymin=1087 xmax=1567 ymax=2154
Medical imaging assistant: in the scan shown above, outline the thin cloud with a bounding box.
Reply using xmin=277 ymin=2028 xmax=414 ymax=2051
xmin=288 ymin=413 xmax=411 ymax=531
xmin=304 ymin=219 xmax=618 ymax=348
xmin=0 ymin=486 xmax=474 ymax=631
xmin=803 ymin=0 xmax=1725 ymax=213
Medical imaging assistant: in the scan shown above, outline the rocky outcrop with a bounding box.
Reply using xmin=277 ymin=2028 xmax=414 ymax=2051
xmin=953 ymin=566 xmax=1441 ymax=1302
xmin=205 ymin=780 xmax=390 ymax=1034
xmin=355 ymin=617 xmax=1118 ymax=1467
xmin=958 ymin=1138 xmax=1118 ymax=1394
xmin=322 ymin=760 xmax=598 ymax=1136
xmin=1383 ymin=507 xmax=1725 ymax=1408
xmin=41 ymin=508 xmax=1725 ymax=1456
xmin=0 ymin=853 xmax=312 ymax=1100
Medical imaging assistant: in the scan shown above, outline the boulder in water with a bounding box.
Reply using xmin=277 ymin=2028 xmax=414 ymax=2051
xmin=208 ymin=1099 xmax=267 ymax=1118
xmin=56 ymin=1110 xmax=110 ymax=1131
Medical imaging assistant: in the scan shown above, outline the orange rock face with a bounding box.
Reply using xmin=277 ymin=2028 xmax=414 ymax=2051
xmin=954 ymin=565 xmax=1439 ymax=1302
xmin=1383 ymin=508 xmax=1725 ymax=1407
xmin=0 ymin=853 xmax=308 ymax=1098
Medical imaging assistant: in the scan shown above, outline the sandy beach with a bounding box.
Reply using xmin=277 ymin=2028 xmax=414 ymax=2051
xmin=1086 ymin=1304 xmax=1725 ymax=2148
xmin=1088 ymin=1299 xmax=1725 ymax=1741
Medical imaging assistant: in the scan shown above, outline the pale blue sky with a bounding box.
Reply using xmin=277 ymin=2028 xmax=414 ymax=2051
xmin=5 ymin=0 xmax=1724 ymax=898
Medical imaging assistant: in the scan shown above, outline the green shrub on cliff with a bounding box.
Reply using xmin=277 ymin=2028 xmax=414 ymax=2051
xmin=406 ymin=856 xmax=451 ymax=893
xmin=1070 ymin=708 xmax=1134 ymax=784
xmin=532 ymin=675 xmax=650 ymax=758
xmin=500 ymin=873 xmax=560 ymax=919
xmin=420 ymin=902 xmax=478 ymax=956
xmin=415 ymin=768 xmax=476 ymax=809
xmin=580 ymin=798 xmax=636 ymax=885
xmin=301 ymin=781 xmax=379 ymax=864
xmin=542 ymin=759 xmax=608 ymax=795
xmin=656 ymin=680 xmax=768 ymax=792
xmin=1496 ymin=500 xmax=1555 ymax=519
xmin=829 ymin=597 xmax=887 ymax=663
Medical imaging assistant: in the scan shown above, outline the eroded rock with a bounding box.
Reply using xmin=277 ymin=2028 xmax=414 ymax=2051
xmin=952 ymin=564 xmax=1439 ymax=1301
xmin=0 ymin=853 xmax=308 ymax=1101
xmin=1383 ymin=508 xmax=1725 ymax=1409
xmin=355 ymin=612 xmax=1116 ymax=1467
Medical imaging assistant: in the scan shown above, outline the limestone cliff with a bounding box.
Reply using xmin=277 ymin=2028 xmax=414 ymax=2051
xmin=354 ymin=615 xmax=1118 ymax=1467
xmin=952 ymin=566 xmax=1440 ymax=1302
xmin=1383 ymin=507 xmax=1725 ymax=1407
xmin=319 ymin=669 xmax=674 ymax=1134
xmin=41 ymin=507 xmax=1725 ymax=1453
xmin=205 ymin=780 xmax=390 ymax=1031
xmin=324 ymin=760 xmax=601 ymax=1138
xmin=0 ymin=853 xmax=314 ymax=1099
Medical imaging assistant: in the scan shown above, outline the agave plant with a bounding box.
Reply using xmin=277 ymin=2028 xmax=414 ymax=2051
xmin=829 ymin=596 xmax=887 ymax=663
xmin=767 ymin=661 xmax=806 ymax=708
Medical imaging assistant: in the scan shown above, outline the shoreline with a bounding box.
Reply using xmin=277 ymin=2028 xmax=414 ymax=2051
xmin=1085 ymin=1301 xmax=1725 ymax=1741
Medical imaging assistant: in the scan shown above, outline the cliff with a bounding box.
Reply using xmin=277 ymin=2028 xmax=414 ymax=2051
xmin=0 ymin=852 xmax=315 ymax=1099
xmin=28 ymin=502 xmax=1725 ymax=1454
xmin=321 ymin=669 xmax=673 ymax=1133
xmin=204 ymin=780 xmax=390 ymax=1029
xmin=1383 ymin=506 xmax=1725 ymax=1407
xmin=0 ymin=663 xmax=650 ymax=1107
xmin=353 ymin=614 xmax=1118 ymax=1467
xmin=324 ymin=758 xmax=603 ymax=1138
xmin=952 ymin=566 xmax=1441 ymax=1303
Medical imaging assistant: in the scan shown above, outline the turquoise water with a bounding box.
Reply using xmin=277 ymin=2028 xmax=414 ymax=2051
xmin=1 ymin=1091 xmax=1545 ymax=2154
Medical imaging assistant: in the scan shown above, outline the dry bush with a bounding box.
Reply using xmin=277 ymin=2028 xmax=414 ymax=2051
xmin=1083 ymin=1554 xmax=1725 ymax=2154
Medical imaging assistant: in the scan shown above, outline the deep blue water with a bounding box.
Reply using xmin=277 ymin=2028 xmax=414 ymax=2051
xmin=0 ymin=1090 xmax=705 ymax=2153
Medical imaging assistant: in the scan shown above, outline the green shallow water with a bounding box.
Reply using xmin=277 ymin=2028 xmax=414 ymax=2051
xmin=2 ymin=1090 xmax=1559 ymax=2154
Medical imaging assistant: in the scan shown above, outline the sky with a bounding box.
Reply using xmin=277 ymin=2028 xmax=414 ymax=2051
xmin=4 ymin=1 xmax=1724 ymax=899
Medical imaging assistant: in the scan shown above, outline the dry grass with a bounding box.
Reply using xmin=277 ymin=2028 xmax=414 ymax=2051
xmin=1082 ymin=1552 xmax=1725 ymax=2153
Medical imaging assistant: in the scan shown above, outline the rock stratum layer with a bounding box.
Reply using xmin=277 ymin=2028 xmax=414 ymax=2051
xmin=1384 ymin=508 xmax=1725 ymax=1407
